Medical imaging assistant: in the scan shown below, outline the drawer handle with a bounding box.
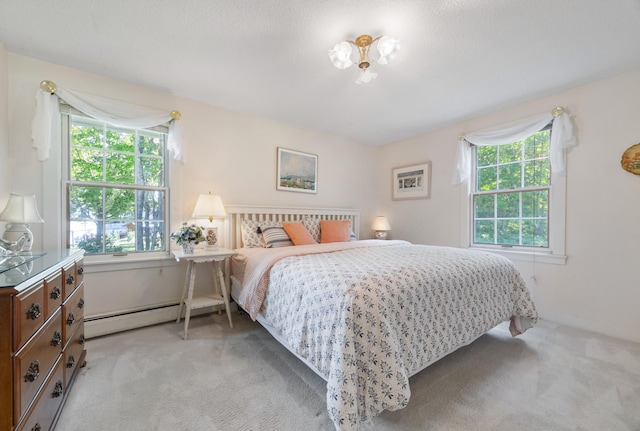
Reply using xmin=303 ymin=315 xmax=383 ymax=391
xmin=77 ymin=266 xmax=84 ymax=275
xmin=51 ymin=331 xmax=62 ymax=346
xmin=66 ymin=274 xmax=74 ymax=285
xmin=50 ymin=286 xmax=61 ymax=299
xmin=32 ymin=423 xmax=42 ymax=431
xmin=78 ymin=298 xmax=85 ymax=309
xmin=67 ymin=354 xmax=75 ymax=369
xmin=67 ymin=313 xmax=75 ymax=325
xmin=25 ymin=360 xmax=40 ymax=382
xmin=27 ymin=303 xmax=41 ymax=320
xmin=79 ymin=334 xmax=86 ymax=344
xmin=52 ymin=380 xmax=63 ymax=398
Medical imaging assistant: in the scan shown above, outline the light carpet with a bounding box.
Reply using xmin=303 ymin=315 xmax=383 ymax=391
xmin=55 ymin=313 xmax=640 ymax=431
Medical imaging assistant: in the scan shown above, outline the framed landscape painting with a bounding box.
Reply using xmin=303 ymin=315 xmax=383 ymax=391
xmin=392 ymin=162 xmax=431 ymax=200
xmin=277 ymin=147 xmax=318 ymax=193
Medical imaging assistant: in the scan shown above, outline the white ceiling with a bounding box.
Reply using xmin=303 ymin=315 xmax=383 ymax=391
xmin=1 ymin=0 xmax=640 ymax=146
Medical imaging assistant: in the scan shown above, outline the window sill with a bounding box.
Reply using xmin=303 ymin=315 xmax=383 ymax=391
xmin=470 ymin=246 xmax=567 ymax=265
xmin=83 ymin=252 xmax=180 ymax=273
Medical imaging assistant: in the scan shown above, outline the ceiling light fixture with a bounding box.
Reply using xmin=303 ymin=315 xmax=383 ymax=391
xmin=329 ymin=34 xmax=400 ymax=84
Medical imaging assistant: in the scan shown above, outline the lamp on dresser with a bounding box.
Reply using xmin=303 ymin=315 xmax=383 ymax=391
xmin=0 ymin=193 xmax=44 ymax=252
xmin=192 ymin=192 xmax=226 ymax=249
xmin=372 ymin=216 xmax=391 ymax=239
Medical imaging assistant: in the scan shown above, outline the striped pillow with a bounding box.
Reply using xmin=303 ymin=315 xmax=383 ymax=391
xmin=260 ymin=225 xmax=293 ymax=248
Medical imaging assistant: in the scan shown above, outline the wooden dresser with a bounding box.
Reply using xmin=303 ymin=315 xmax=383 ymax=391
xmin=0 ymin=250 xmax=86 ymax=431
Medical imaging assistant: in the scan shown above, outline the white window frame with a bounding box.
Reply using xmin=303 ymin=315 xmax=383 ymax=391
xmin=59 ymin=105 xmax=172 ymax=261
xmin=460 ymin=134 xmax=567 ymax=265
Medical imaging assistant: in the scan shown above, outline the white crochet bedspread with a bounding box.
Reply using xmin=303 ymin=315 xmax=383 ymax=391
xmin=245 ymin=242 xmax=538 ymax=430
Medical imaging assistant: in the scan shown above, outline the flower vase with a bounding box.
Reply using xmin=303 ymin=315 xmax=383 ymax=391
xmin=181 ymin=242 xmax=195 ymax=255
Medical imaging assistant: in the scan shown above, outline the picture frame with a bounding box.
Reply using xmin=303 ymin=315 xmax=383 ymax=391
xmin=392 ymin=162 xmax=431 ymax=200
xmin=277 ymin=147 xmax=318 ymax=193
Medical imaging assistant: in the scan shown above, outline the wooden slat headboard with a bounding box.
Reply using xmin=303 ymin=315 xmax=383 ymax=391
xmin=224 ymin=205 xmax=360 ymax=249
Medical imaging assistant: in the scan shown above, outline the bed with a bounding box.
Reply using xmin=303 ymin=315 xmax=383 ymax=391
xmin=224 ymin=205 xmax=538 ymax=431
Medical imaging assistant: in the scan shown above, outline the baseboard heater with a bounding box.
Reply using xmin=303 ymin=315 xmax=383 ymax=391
xmin=84 ymin=302 xmax=237 ymax=339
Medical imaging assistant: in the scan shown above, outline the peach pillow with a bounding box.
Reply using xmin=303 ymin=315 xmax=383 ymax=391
xmin=282 ymin=222 xmax=317 ymax=245
xmin=320 ymin=219 xmax=351 ymax=243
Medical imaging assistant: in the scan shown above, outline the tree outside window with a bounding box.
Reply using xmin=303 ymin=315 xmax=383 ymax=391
xmin=68 ymin=116 xmax=168 ymax=255
xmin=472 ymin=128 xmax=550 ymax=248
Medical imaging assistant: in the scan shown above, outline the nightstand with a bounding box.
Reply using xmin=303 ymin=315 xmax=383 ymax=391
xmin=172 ymin=247 xmax=237 ymax=339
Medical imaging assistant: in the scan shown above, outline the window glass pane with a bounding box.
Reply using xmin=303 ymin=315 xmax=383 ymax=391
xmin=103 ymin=220 xmax=129 ymax=253
xmin=105 ymin=153 xmax=135 ymax=184
xmin=497 ymin=192 xmax=519 ymax=218
xmin=497 ymin=219 xmax=520 ymax=245
xmin=136 ymin=190 xmax=165 ymax=220
xmin=139 ymin=157 xmax=164 ymax=187
xmin=71 ymin=148 xmax=103 ymax=182
xmin=522 ymin=190 xmax=548 ymax=218
xmin=497 ymin=163 xmax=521 ymax=189
xmin=474 ymin=194 xmax=495 ymax=218
xmin=69 ymin=186 xmax=102 ymax=220
xmin=522 ymin=219 xmax=548 ymax=247
xmin=135 ymin=221 xmax=165 ymax=251
xmin=477 ymin=166 xmax=497 ymax=191
xmin=524 ymin=130 xmax=550 ymax=160
xmin=136 ymin=191 xmax=165 ymax=251
xmin=477 ymin=146 xmax=497 ymax=167
xmin=106 ymin=128 xmax=135 ymax=152
xmin=474 ymin=220 xmax=494 ymax=244
xmin=71 ymin=118 xmax=103 ymax=149
xmin=138 ymin=132 xmax=164 ymax=156
xmin=105 ymin=188 xmax=135 ymax=219
xmin=75 ymin=233 xmax=108 ymax=254
xmin=499 ymin=142 xmax=521 ymax=164
xmin=524 ymin=160 xmax=550 ymax=187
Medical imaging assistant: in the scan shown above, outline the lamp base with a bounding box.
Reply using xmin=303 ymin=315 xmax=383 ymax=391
xmin=203 ymin=227 xmax=219 ymax=249
xmin=374 ymin=230 xmax=388 ymax=240
xmin=3 ymin=223 xmax=33 ymax=251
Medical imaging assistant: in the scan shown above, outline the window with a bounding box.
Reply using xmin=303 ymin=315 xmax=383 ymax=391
xmin=64 ymin=113 xmax=169 ymax=255
xmin=471 ymin=127 xmax=551 ymax=248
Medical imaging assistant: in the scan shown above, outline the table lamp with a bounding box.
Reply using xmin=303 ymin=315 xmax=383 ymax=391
xmin=192 ymin=192 xmax=226 ymax=249
xmin=372 ymin=216 xmax=391 ymax=240
xmin=0 ymin=193 xmax=44 ymax=251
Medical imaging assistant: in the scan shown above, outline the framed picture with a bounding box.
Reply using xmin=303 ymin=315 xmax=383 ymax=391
xmin=392 ymin=162 xmax=431 ymax=200
xmin=277 ymin=147 xmax=318 ymax=193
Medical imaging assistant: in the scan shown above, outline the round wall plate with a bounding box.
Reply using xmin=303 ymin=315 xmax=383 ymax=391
xmin=621 ymin=143 xmax=640 ymax=175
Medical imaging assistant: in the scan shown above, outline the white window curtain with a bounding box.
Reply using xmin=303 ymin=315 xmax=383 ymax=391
xmin=452 ymin=107 xmax=577 ymax=184
xmin=31 ymin=81 xmax=184 ymax=162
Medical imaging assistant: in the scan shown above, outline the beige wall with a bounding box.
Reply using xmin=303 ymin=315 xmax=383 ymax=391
xmin=380 ymin=68 xmax=640 ymax=343
xmin=4 ymin=51 xmax=640 ymax=343
xmin=6 ymin=54 xmax=380 ymax=318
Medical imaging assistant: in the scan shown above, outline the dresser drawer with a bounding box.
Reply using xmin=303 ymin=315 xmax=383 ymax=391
xmin=44 ymin=270 xmax=63 ymax=319
xmin=62 ymin=284 xmax=85 ymax=345
xmin=64 ymin=320 xmax=86 ymax=388
xmin=15 ymin=357 xmax=64 ymax=431
xmin=15 ymin=282 xmax=45 ymax=350
xmin=14 ymin=310 xmax=63 ymax=421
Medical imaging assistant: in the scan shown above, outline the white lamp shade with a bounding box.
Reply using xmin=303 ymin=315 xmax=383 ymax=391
xmin=329 ymin=41 xmax=354 ymax=69
xmin=377 ymin=36 xmax=400 ymax=65
xmin=372 ymin=216 xmax=391 ymax=231
xmin=0 ymin=193 xmax=44 ymax=223
xmin=192 ymin=193 xmax=226 ymax=221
